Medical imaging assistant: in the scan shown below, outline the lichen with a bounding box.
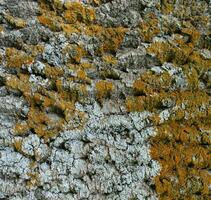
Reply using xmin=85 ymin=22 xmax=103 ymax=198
xmin=6 ymin=48 xmax=34 ymax=68
xmin=4 ymin=13 xmax=26 ymax=28
xmin=139 ymin=13 xmax=160 ymax=42
xmin=64 ymin=2 xmax=96 ymax=24
xmin=95 ymin=80 xmax=114 ymax=102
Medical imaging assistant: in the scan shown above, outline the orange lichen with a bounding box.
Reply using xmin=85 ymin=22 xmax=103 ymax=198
xmin=88 ymin=0 xmax=101 ymax=6
xmin=0 ymin=25 xmax=4 ymax=32
xmin=181 ymin=27 xmax=200 ymax=45
xmin=70 ymin=46 xmax=87 ymax=63
xmin=64 ymin=2 xmax=96 ymax=24
xmin=147 ymin=41 xmax=193 ymax=65
xmin=61 ymin=24 xmax=80 ymax=34
xmin=133 ymin=71 xmax=172 ymax=95
xmin=38 ymin=14 xmax=63 ymax=32
xmin=14 ymin=123 xmax=29 ymax=135
xmin=6 ymin=48 xmax=34 ymax=68
xmin=139 ymin=13 xmax=160 ymax=42
xmin=126 ymin=47 xmax=211 ymax=197
xmin=4 ymin=13 xmax=26 ymax=28
xmin=151 ymin=118 xmax=211 ymax=199
xmin=26 ymin=172 xmax=39 ymax=188
xmin=76 ymin=70 xmax=91 ymax=84
xmin=85 ymin=25 xmax=128 ymax=53
xmin=22 ymin=44 xmax=45 ymax=57
xmin=102 ymin=54 xmax=118 ymax=65
xmin=5 ymin=66 xmax=76 ymax=141
xmin=95 ymin=80 xmax=114 ymax=102
xmin=63 ymin=45 xmax=87 ymax=64
xmin=45 ymin=66 xmax=64 ymax=79
xmin=160 ymin=0 xmax=174 ymax=14
xmin=13 ymin=139 xmax=23 ymax=152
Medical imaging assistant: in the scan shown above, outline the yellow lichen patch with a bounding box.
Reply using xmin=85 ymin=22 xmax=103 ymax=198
xmin=99 ymin=69 xmax=119 ymax=80
xmin=85 ymin=26 xmax=128 ymax=53
xmin=38 ymin=14 xmax=63 ymax=32
xmin=6 ymin=48 xmax=34 ymax=68
xmin=51 ymin=0 xmax=64 ymax=10
xmin=64 ymin=2 xmax=96 ymax=24
xmin=4 ymin=13 xmax=26 ymax=28
xmin=5 ymin=69 xmax=75 ymax=141
xmin=61 ymin=23 xmax=81 ymax=34
xmin=181 ymin=27 xmax=200 ymax=45
xmin=99 ymin=27 xmax=128 ymax=53
xmin=6 ymin=74 xmax=31 ymax=95
xmin=147 ymin=41 xmax=193 ymax=65
xmin=139 ymin=13 xmax=160 ymax=42
xmin=88 ymin=0 xmax=101 ymax=6
xmin=45 ymin=66 xmax=64 ymax=79
xmin=14 ymin=122 xmax=29 ymax=135
xmin=147 ymin=42 xmax=173 ymax=64
xmin=64 ymin=45 xmax=87 ymax=64
xmin=26 ymin=172 xmax=40 ymax=188
xmin=13 ymin=139 xmax=23 ymax=152
xmin=76 ymin=70 xmax=91 ymax=84
xmin=71 ymin=46 xmax=87 ymax=63
xmin=136 ymin=45 xmax=211 ymax=199
xmin=95 ymin=80 xmax=114 ymax=102
xmin=38 ymin=0 xmax=65 ymax=31
xmin=159 ymin=0 xmax=174 ymax=14
xmin=133 ymin=71 xmax=172 ymax=95
xmin=125 ymin=96 xmax=145 ymax=112
xmin=151 ymin=116 xmax=211 ymax=199
xmin=80 ymin=62 xmax=93 ymax=69
xmin=22 ymin=44 xmax=45 ymax=57
xmin=102 ymin=54 xmax=118 ymax=65
xmin=187 ymin=51 xmax=211 ymax=73
xmin=0 ymin=25 xmax=4 ymax=32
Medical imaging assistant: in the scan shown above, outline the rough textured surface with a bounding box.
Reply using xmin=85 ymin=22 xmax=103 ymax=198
xmin=0 ymin=0 xmax=210 ymax=200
